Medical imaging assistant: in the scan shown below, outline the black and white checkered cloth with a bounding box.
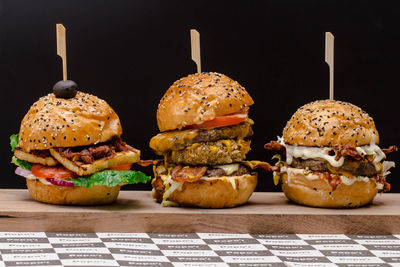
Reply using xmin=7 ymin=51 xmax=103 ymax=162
xmin=0 ymin=233 xmax=399 ymax=266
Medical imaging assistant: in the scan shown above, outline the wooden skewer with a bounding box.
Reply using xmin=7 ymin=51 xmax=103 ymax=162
xmin=56 ymin=24 xmax=67 ymax=81
xmin=325 ymin=32 xmax=334 ymax=100
xmin=190 ymin=29 xmax=201 ymax=73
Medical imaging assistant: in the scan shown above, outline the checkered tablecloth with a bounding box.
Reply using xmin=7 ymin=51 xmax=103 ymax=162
xmin=0 ymin=233 xmax=399 ymax=266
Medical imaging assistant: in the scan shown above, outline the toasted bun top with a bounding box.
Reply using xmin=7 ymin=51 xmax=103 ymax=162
xmin=282 ymin=99 xmax=379 ymax=147
xmin=18 ymin=92 xmax=122 ymax=151
xmin=157 ymin=72 xmax=254 ymax=132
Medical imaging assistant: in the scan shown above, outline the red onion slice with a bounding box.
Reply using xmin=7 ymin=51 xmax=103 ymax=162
xmin=47 ymin=178 xmax=74 ymax=187
xmin=15 ymin=167 xmax=32 ymax=178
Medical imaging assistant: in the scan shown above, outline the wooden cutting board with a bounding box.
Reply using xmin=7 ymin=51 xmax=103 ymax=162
xmin=0 ymin=190 xmax=399 ymax=234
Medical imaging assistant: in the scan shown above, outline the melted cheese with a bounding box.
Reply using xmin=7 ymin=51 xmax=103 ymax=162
xmin=215 ymin=164 xmax=239 ymax=175
xmin=186 ymin=143 xmax=200 ymax=150
xmin=209 ymin=146 xmax=218 ymax=154
xmin=149 ymin=120 xmax=253 ymax=153
xmin=242 ymin=160 xmax=262 ymax=170
xmin=150 ymin=130 xmax=198 ymax=153
xmin=278 ymin=135 xmax=386 ymax=167
xmin=220 ymin=140 xmax=232 ymax=153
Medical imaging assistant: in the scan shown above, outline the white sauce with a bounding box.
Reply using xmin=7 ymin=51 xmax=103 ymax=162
xmin=278 ymin=134 xmax=386 ymax=167
xmin=25 ymin=174 xmax=52 ymax=185
xmin=281 ymin=166 xmax=369 ymax=186
xmin=382 ymin=161 xmax=396 ymax=176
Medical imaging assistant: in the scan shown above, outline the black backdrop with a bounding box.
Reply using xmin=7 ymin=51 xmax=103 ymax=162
xmin=0 ymin=0 xmax=399 ymax=192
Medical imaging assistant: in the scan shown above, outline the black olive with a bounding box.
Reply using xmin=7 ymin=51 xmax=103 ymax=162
xmin=53 ymin=80 xmax=78 ymax=99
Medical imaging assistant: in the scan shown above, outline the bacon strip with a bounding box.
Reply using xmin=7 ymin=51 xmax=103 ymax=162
xmin=316 ymin=172 xmax=341 ymax=191
xmin=137 ymin=159 xmax=162 ymax=167
xmin=374 ymin=175 xmax=391 ymax=192
xmin=264 ymin=141 xmax=285 ymax=152
xmin=242 ymin=161 xmax=279 ymax=172
xmin=333 ymin=144 xmax=364 ymax=161
xmin=383 ymin=146 xmax=398 ymax=154
xmin=171 ymin=165 xmax=208 ymax=183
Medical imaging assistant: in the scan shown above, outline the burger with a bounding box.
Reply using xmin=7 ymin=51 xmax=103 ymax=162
xmin=265 ymin=99 xmax=397 ymax=208
xmin=149 ymin=72 xmax=276 ymax=208
xmin=10 ymin=82 xmax=150 ymax=205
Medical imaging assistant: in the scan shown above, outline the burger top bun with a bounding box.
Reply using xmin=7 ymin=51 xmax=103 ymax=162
xmin=18 ymin=92 xmax=122 ymax=152
xmin=157 ymin=72 xmax=254 ymax=132
xmin=282 ymin=99 xmax=379 ymax=147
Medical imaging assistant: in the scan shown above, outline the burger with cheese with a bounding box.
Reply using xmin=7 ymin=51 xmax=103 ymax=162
xmin=150 ymin=72 xmax=276 ymax=208
xmin=265 ymin=99 xmax=397 ymax=208
xmin=10 ymin=83 xmax=150 ymax=205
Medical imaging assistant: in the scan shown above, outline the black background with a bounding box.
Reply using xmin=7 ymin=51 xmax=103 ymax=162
xmin=0 ymin=0 xmax=399 ymax=192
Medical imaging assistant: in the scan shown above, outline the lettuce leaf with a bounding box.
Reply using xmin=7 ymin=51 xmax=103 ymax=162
xmin=10 ymin=133 xmax=150 ymax=188
xmin=10 ymin=134 xmax=19 ymax=152
xmin=12 ymin=156 xmax=32 ymax=171
xmin=10 ymin=134 xmax=33 ymax=171
xmin=71 ymin=170 xmax=151 ymax=188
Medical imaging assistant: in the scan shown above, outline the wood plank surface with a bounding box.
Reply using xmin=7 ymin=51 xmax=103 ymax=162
xmin=0 ymin=190 xmax=399 ymax=234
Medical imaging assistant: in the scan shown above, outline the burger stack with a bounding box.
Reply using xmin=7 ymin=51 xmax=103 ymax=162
xmin=265 ymin=100 xmax=397 ymax=208
xmin=150 ymin=72 xmax=263 ymax=208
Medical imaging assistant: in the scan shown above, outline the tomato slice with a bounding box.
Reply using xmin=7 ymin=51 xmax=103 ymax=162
xmin=185 ymin=111 xmax=248 ymax=130
xmin=109 ymin=163 xmax=133 ymax=171
xmin=31 ymin=164 xmax=78 ymax=179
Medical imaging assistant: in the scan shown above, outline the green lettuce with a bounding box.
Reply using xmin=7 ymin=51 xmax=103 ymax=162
xmin=71 ymin=170 xmax=151 ymax=188
xmin=10 ymin=133 xmax=151 ymax=188
xmin=12 ymin=156 xmax=32 ymax=171
xmin=10 ymin=134 xmax=19 ymax=152
xmin=10 ymin=134 xmax=33 ymax=170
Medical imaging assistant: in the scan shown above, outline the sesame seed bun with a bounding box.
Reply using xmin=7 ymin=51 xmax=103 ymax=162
xmin=157 ymin=72 xmax=254 ymax=132
xmin=282 ymin=99 xmax=379 ymax=147
xmin=18 ymin=92 xmax=122 ymax=152
xmin=152 ymin=173 xmax=258 ymax=208
xmin=26 ymin=179 xmax=120 ymax=205
xmin=280 ymin=172 xmax=378 ymax=208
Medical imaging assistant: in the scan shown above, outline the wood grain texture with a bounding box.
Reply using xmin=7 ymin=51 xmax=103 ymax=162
xmin=0 ymin=190 xmax=399 ymax=234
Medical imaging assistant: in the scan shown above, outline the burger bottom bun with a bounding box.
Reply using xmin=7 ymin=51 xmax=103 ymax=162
xmin=281 ymin=172 xmax=378 ymax=208
xmin=26 ymin=179 xmax=120 ymax=205
xmin=152 ymin=173 xmax=257 ymax=208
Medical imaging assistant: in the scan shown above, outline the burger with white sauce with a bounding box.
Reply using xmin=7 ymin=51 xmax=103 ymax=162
xmin=265 ymin=99 xmax=397 ymax=208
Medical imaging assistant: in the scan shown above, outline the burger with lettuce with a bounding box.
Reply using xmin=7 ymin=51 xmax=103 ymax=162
xmin=11 ymin=83 xmax=149 ymax=205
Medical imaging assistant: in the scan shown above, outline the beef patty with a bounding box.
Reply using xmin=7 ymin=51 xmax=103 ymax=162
xmin=167 ymin=139 xmax=251 ymax=166
xmin=150 ymin=120 xmax=253 ymax=153
xmin=290 ymin=157 xmax=378 ymax=177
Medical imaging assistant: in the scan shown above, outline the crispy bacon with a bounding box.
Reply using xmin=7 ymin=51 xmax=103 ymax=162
xmin=137 ymin=159 xmax=162 ymax=167
xmin=316 ymin=172 xmax=341 ymax=191
xmin=333 ymin=144 xmax=364 ymax=161
xmin=242 ymin=161 xmax=279 ymax=172
xmin=297 ymin=171 xmax=391 ymax=192
xmin=383 ymin=146 xmax=398 ymax=154
xmin=171 ymin=165 xmax=208 ymax=183
xmin=264 ymin=141 xmax=285 ymax=152
xmin=374 ymin=175 xmax=391 ymax=192
xmin=56 ymin=136 xmax=137 ymax=164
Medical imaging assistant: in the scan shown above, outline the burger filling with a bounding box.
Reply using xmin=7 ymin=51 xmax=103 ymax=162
xmin=149 ymin=117 xmax=280 ymax=206
xmin=167 ymin=139 xmax=251 ymax=166
xmin=52 ymin=136 xmax=138 ymax=165
xmin=151 ymin=162 xmax=253 ymax=204
xmin=150 ymin=119 xmax=253 ymax=153
xmin=265 ymin=136 xmax=397 ymax=192
xmin=10 ymin=134 xmax=150 ymax=188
